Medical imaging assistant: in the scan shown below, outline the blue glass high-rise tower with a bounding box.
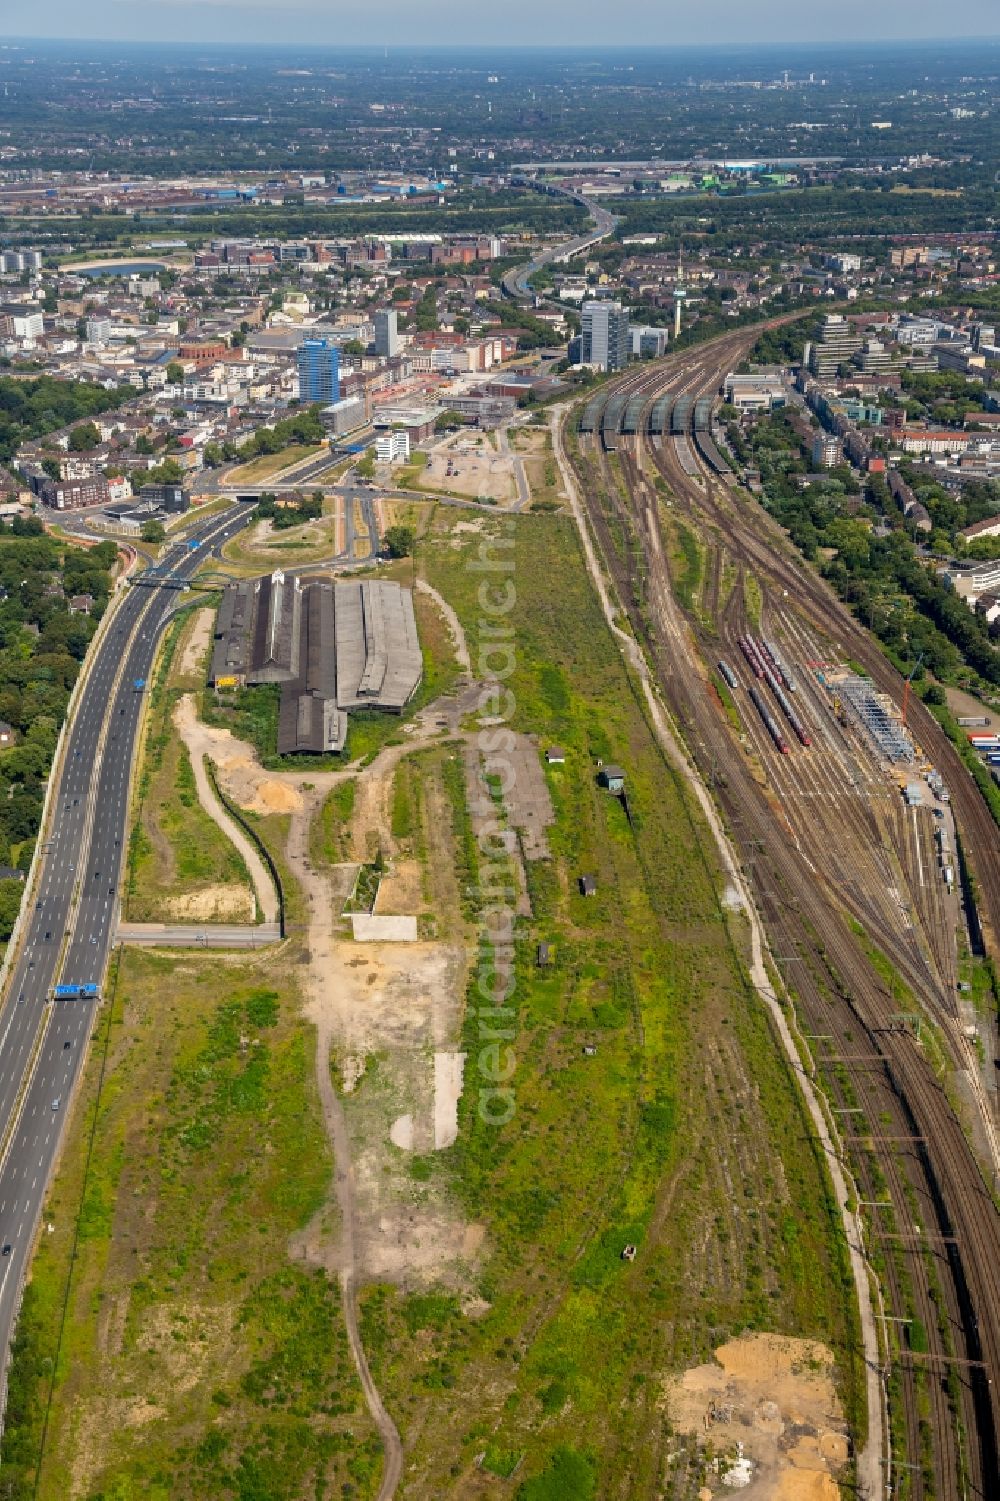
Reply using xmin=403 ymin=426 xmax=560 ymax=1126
xmin=297 ymin=338 xmax=341 ymax=404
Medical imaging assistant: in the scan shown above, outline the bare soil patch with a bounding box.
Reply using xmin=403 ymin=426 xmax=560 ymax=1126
xmin=663 ymin=1333 xmax=849 ymax=1500
xmin=423 ymin=444 xmax=516 ymax=503
xmin=165 ymin=883 xmax=254 ymax=922
xmin=177 ymin=606 xmax=215 ymax=679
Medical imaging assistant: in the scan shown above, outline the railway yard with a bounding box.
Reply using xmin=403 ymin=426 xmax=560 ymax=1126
xmin=567 ymin=327 xmax=1000 ymax=1501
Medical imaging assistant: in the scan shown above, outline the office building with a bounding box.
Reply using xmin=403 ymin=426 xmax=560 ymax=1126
xmin=724 ymin=373 xmax=787 ymax=412
xmin=374 ymin=308 xmax=400 ymax=359
xmin=372 ymin=405 xmax=437 ymax=442
xmin=86 ymin=317 xmax=112 ymax=347
xmin=630 ymin=324 xmax=670 ymax=359
xmin=139 ymin=483 xmax=190 ymax=513
xmin=297 ymin=338 xmax=341 ymax=405
xmin=580 ymin=300 xmax=630 ymax=372
xmin=321 ymin=396 xmax=367 ymax=437
xmin=376 ymin=431 xmax=410 ymax=463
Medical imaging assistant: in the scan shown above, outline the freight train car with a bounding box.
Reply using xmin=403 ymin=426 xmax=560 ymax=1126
xmin=718 ymin=660 xmax=738 ymax=691
xmin=761 ymin=640 xmax=797 ymax=692
xmin=738 ymin=636 xmax=765 ymax=678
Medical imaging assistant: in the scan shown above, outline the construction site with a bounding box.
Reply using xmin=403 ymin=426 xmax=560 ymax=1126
xmin=210 ymin=570 xmax=422 ymax=753
xmin=568 ymin=326 xmax=1000 ymax=1501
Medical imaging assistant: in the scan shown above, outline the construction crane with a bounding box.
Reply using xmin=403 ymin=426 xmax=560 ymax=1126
xmin=901 ymin=651 xmax=924 ymax=727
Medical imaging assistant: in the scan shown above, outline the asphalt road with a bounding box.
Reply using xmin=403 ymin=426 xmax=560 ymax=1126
xmin=0 ymin=501 xmax=253 ymax=1402
xmin=116 ymin=922 xmax=282 ymax=948
xmin=501 ymin=185 xmax=618 ymax=299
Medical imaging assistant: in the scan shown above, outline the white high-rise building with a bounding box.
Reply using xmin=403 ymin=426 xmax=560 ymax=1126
xmin=375 ymin=308 xmax=400 ymax=359
xmin=580 ymin=300 xmax=629 ymax=371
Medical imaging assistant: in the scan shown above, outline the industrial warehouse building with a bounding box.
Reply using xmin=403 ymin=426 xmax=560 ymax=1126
xmin=211 ymin=571 xmax=422 ymax=754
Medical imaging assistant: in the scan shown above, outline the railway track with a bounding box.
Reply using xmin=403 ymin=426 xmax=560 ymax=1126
xmin=565 ymin=326 xmax=1000 ymax=1499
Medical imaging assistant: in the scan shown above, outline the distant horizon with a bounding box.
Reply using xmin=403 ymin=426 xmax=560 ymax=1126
xmin=1 ymin=0 xmax=998 ymax=50
xmin=2 ymin=34 xmax=1000 ymax=52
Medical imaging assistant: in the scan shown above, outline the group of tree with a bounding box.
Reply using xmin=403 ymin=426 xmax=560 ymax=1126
xmin=383 ymin=524 xmax=415 ymax=559
xmin=255 ymin=490 xmax=324 ymax=530
xmin=0 ymin=530 xmax=118 ymax=937
xmin=0 ymin=375 xmax=134 ymax=464
xmin=235 ymin=406 xmax=325 ymax=461
xmin=730 ymin=409 xmax=1000 ymax=691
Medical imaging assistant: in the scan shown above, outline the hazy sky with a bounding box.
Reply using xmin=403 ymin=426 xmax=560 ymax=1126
xmin=3 ymin=1 xmax=999 ymax=48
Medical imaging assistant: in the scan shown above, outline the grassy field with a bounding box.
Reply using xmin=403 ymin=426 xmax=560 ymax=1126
xmin=219 ymin=510 xmax=340 ymax=574
xmin=394 ymin=451 xmax=429 ymax=489
xmin=1 ymin=948 xmax=381 ymax=1501
xmin=349 ymin=509 xmax=862 ymax=1494
xmin=126 ymin=611 xmax=256 ymax=923
xmin=226 ymin=445 xmax=325 ymax=486
xmin=510 ymin=425 xmax=566 ymax=510
xmin=3 ymin=508 xmax=860 ymax=1498
xmin=310 ymin=779 xmax=357 ymax=867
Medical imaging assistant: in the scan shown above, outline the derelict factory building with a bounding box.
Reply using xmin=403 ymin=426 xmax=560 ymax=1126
xmin=211 ymin=572 xmax=422 ymax=754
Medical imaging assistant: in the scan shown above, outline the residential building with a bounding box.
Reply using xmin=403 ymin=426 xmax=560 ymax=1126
xmin=959 ymin=513 xmax=1000 ymax=544
xmin=35 ymin=475 xmax=110 ymax=510
xmin=297 ymin=338 xmax=341 ymax=405
xmin=580 ymin=300 xmax=630 ymax=372
xmin=0 ymin=303 xmax=44 ymax=343
xmin=825 ymin=252 xmax=862 ymax=275
xmin=900 ymin=429 xmax=971 ymax=455
xmin=807 ymin=314 xmax=862 ymax=379
xmin=812 ymin=434 xmax=843 ymax=468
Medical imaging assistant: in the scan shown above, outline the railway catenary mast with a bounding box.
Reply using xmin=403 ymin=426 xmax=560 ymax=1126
xmin=569 ymin=318 xmax=1000 ymax=1489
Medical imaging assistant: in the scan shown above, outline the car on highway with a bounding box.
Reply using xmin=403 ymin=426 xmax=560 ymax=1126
xmin=51 ymin=1098 xmax=61 ymax=1111
xmin=2 ymin=1244 xmax=10 ymax=1257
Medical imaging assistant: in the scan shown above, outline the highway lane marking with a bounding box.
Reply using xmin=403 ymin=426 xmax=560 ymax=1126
xmin=0 ymin=505 xmax=250 ymax=1320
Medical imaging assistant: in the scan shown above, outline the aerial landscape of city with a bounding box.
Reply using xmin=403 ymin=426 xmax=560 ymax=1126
xmin=0 ymin=7 xmax=998 ymax=1499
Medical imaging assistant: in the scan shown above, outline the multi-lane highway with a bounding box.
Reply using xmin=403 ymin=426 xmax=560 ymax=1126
xmin=501 ymin=182 xmax=618 ymax=299
xmin=0 ymin=501 xmax=253 ymax=1395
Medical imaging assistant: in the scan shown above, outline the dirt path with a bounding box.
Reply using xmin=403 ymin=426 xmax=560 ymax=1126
xmin=177 ymin=607 xmax=214 ymax=678
xmin=552 ymin=407 xmax=885 ymax=1500
xmin=284 ymin=791 xmax=404 ymax=1499
xmin=172 ymin=695 xmax=280 ymax=925
xmin=414 ymin=578 xmax=472 ymax=671
xmin=172 ymin=683 xmax=482 ymax=1499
